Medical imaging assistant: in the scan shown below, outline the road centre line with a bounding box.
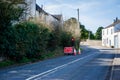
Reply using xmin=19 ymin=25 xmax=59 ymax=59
xmin=34 ymin=69 xmax=58 ymax=80
xmin=26 ymin=53 xmax=98 ymax=80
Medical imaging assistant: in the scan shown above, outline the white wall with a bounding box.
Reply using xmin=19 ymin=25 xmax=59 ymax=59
xmin=25 ymin=0 xmax=63 ymax=30
xmin=102 ymin=25 xmax=120 ymax=48
xmin=114 ymin=32 xmax=120 ymax=48
xmin=118 ymin=32 xmax=120 ymax=48
xmin=102 ymin=26 xmax=114 ymax=47
xmin=25 ymin=0 xmax=36 ymax=20
xmin=35 ymin=8 xmax=63 ymax=29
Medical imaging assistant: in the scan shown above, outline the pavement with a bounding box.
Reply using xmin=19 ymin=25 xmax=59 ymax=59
xmin=81 ymin=45 xmax=120 ymax=80
xmin=88 ymin=46 xmax=120 ymax=80
xmin=110 ymin=49 xmax=120 ymax=80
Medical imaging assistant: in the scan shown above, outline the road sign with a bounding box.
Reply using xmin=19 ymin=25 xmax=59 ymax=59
xmin=64 ymin=47 xmax=73 ymax=53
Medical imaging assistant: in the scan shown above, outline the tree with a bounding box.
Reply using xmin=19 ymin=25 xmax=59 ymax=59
xmin=80 ymin=24 xmax=89 ymax=40
xmin=89 ymin=31 xmax=95 ymax=39
xmin=95 ymin=27 xmax=104 ymax=40
xmin=63 ymin=17 xmax=80 ymax=38
xmin=0 ymin=0 xmax=26 ymax=28
xmin=63 ymin=17 xmax=80 ymax=49
xmin=80 ymin=24 xmax=95 ymax=40
xmin=0 ymin=0 xmax=26 ymax=58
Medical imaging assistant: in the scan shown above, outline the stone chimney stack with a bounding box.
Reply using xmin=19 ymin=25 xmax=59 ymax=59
xmin=114 ymin=17 xmax=119 ymax=23
xmin=41 ymin=5 xmax=43 ymax=9
xmin=116 ymin=17 xmax=118 ymax=22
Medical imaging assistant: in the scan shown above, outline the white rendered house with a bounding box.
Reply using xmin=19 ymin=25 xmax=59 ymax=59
xmin=102 ymin=18 xmax=120 ymax=48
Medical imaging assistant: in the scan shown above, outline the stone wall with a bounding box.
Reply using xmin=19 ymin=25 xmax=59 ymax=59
xmin=81 ymin=39 xmax=102 ymax=46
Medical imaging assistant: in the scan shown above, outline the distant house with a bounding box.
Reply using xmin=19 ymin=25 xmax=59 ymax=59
xmin=21 ymin=0 xmax=63 ymax=30
xmin=52 ymin=14 xmax=63 ymax=29
xmin=35 ymin=4 xmax=63 ymax=30
xmin=102 ymin=18 xmax=120 ymax=48
xmin=24 ymin=0 xmax=36 ymax=20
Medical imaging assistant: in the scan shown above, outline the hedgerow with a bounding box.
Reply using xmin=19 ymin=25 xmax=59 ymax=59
xmin=0 ymin=21 xmax=74 ymax=62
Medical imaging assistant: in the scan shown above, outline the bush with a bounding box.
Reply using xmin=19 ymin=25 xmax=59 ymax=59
xmin=40 ymin=47 xmax=63 ymax=60
xmin=0 ymin=60 xmax=15 ymax=68
xmin=47 ymin=31 xmax=60 ymax=51
xmin=60 ymin=31 xmax=72 ymax=47
xmin=0 ymin=27 xmax=16 ymax=59
xmin=19 ymin=57 xmax=30 ymax=63
xmin=0 ymin=21 xmax=78 ymax=63
xmin=13 ymin=22 xmax=50 ymax=60
xmin=0 ymin=22 xmax=50 ymax=61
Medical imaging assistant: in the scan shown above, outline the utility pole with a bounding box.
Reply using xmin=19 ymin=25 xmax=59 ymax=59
xmin=88 ymin=30 xmax=90 ymax=40
xmin=77 ymin=8 xmax=81 ymax=48
xmin=77 ymin=8 xmax=79 ymax=22
xmin=77 ymin=8 xmax=80 ymax=29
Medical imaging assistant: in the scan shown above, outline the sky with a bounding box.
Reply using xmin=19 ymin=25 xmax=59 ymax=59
xmin=36 ymin=0 xmax=120 ymax=33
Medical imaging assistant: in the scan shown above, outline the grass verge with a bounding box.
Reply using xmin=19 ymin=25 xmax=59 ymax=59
xmin=0 ymin=47 xmax=63 ymax=68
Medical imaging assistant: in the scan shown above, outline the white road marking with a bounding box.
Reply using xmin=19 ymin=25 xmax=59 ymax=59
xmin=26 ymin=53 xmax=98 ymax=80
xmin=34 ymin=70 xmax=57 ymax=80
xmin=8 ymin=71 xmax=18 ymax=73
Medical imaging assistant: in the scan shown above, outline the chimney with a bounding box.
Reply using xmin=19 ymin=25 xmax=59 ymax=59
xmin=114 ymin=17 xmax=119 ymax=23
xmin=41 ymin=5 xmax=43 ymax=9
xmin=116 ymin=17 xmax=118 ymax=22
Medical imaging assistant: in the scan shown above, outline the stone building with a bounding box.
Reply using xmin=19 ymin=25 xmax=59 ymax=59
xmin=23 ymin=0 xmax=63 ymax=30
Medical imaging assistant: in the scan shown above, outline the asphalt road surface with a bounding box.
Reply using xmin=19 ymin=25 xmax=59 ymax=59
xmin=0 ymin=46 xmax=115 ymax=80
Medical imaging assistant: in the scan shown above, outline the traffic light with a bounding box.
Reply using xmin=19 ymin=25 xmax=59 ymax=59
xmin=71 ymin=37 xmax=75 ymax=46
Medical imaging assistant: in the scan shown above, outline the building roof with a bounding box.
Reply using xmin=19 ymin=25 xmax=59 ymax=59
xmin=36 ymin=4 xmax=42 ymax=12
xmin=104 ymin=19 xmax=120 ymax=29
xmin=36 ymin=4 xmax=48 ymax=15
xmin=52 ymin=15 xmax=62 ymax=21
xmin=36 ymin=4 xmax=62 ymax=21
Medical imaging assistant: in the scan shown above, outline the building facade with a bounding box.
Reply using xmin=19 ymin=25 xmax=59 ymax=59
xmin=102 ymin=18 xmax=120 ymax=48
xmin=35 ymin=4 xmax=63 ymax=30
xmin=23 ymin=0 xmax=63 ymax=30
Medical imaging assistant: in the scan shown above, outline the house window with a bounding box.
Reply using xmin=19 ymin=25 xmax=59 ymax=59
xmin=109 ymin=40 xmax=111 ymax=46
xmin=107 ymin=29 xmax=108 ymax=35
xmin=103 ymin=39 xmax=105 ymax=45
xmin=111 ymin=29 xmax=112 ymax=34
xmin=107 ymin=38 xmax=108 ymax=44
xmin=103 ymin=30 xmax=104 ymax=35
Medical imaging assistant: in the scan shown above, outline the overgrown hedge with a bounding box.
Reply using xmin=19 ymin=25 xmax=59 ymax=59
xmin=0 ymin=22 xmax=74 ymax=62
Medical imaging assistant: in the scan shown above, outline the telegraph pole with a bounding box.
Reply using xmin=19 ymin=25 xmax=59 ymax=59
xmin=77 ymin=8 xmax=79 ymax=22
xmin=88 ymin=30 xmax=90 ymax=40
xmin=77 ymin=8 xmax=81 ymax=48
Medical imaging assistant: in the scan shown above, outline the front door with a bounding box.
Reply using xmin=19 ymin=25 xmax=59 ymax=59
xmin=114 ymin=35 xmax=118 ymax=48
xmin=109 ymin=40 xmax=111 ymax=47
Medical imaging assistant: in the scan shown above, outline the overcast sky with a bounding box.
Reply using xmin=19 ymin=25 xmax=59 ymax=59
xmin=36 ymin=0 xmax=120 ymax=33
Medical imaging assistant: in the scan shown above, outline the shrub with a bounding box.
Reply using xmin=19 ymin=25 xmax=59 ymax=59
xmin=2 ymin=22 xmax=50 ymax=61
xmin=0 ymin=60 xmax=15 ymax=68
xmin=47 ymin=31 xmax=60 ymax=51
xmin=0 ymin=21 xmax=78 ymax=63
xmin=19 ymin=57 xmax=30 ymax=63
xmin=14 ymin=22 xmax=50 ymax=60
xmin=60 ymin=31 xmax=72 ymax=47
xmin=0 ymin=27 xmax=16 ymax=60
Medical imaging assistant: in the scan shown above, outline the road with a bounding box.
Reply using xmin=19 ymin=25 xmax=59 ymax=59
xmin=0 ymin=46 xmax=115 ymax=80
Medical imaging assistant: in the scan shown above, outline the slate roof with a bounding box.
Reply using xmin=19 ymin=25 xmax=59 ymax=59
xmin=52 ymin=15 xmax=62 ymax=21
xmin=36 ymin=4 xmax=48 ymax=15
xmin=36 ymin=4 xmax=62 ymax=21
xmin=104 ymin=19 xmax=120 ymax=29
